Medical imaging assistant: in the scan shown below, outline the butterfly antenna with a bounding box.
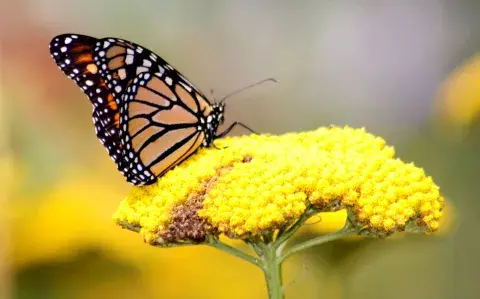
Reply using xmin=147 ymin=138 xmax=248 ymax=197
xmin=219 ymin=78 xmax=278 ymax=104
xmin=210 ymin=88 xmax=218 ymax=104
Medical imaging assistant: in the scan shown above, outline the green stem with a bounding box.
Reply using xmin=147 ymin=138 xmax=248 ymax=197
xmin=207 ymin=237 xmax=264 ymax=269
xmin=279 ymin=227 xmax=355 ymax=263
xmin=207 ymin=237 xmax=284 ymax=298
xmin=275 ymin=206 xmax=316 ymax=247
xmin=202 ymin=212 xmax=358 ymax=299
xmin=260 ymin=243 xmax=284 ymax=299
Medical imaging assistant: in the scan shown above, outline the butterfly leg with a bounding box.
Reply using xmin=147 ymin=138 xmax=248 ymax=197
xmin=212 ymin=142 xmax=223 ymax=150
xmin=216 ymin=121 xmax=257 ymax=138
xmin=211 ymin=122 xmax=257 ymax=149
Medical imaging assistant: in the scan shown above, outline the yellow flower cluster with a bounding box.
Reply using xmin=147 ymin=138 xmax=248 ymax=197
xmin=113 ymin=126 xmax=444 ymax=243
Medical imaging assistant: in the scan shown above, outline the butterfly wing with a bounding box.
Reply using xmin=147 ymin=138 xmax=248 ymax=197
xmin=91 ymin=37 xmax=204 ymax=103
xmin=90 ymin=38 xmax=214 ymax=185
xmin=119 ymin=72 xmax=210 ymax=185
xmin=50 ymin=34 xmax=216 ymax=186
xmin=49 ymin=34 xmax=127 ymax=177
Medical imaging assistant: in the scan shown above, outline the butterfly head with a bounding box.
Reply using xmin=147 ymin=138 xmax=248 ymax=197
xmin=212 ymin=102 xmax=225 ymax=126
xmin=203 ymin=103 xmax=225 ymax=145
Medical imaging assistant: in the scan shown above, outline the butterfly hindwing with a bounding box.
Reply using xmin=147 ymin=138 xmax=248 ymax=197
xmin=119 ymin=72 xmax=207 ymax=185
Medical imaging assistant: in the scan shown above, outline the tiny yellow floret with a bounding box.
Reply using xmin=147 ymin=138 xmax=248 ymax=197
xmin=113 ymin=126 xmax=444 ymax=244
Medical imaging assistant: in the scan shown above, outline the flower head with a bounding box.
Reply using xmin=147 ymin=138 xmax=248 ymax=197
xmin=436 ymin=53 xmax=480 ymax=127
xmin=114 ymin=126 xmax=444 ymax=245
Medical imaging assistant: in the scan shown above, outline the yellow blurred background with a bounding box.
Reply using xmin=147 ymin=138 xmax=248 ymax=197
xmin=1 ymin=1 xmax=479 ymax=298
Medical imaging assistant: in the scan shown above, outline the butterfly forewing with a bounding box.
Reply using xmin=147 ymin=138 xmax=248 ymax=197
xmin=49 ymin=34 xmax=127 ymax=173
xmin=92 ymin=38 xmax=204 ymax=102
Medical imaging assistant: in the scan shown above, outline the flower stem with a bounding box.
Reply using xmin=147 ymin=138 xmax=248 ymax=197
xmin=207 ymin=237 xmax=284 ymax=298
xmin=279 ymin=227 xmax=355 ymax=263
xmin=207 ymin=237 xmax=264 ymax=269
xmin=204 ymin=214 xmax=357 ymax=299
xmin=275 ymin=205 xmax=316 ymax=246
xmin=260 ymin=243 xmax=284 ymax=299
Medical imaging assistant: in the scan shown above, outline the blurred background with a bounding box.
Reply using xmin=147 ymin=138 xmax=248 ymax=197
xmin=1 ymin=0 xmax=479 ymax=298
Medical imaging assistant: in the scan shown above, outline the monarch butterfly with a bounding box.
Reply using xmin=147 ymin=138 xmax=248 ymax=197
xmin=49 ymin=34 xmax=274 ymax=186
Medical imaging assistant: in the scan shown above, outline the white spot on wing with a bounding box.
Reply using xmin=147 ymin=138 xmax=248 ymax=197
xmin=136 ymin=66 xmax=149 ymax=74
xmin=158 ymin=66 xmax=165 ymax=74
xmin=60 ymin=46 xmax=67 ymax=52
xmin=179 ymin=74 xmax=195 ymax=90
xmin=165 ymin=77 xmax=173 ymax=86
xmin=118 ymin=68 xmax=127 ymax=80
xmin=180 ymin=81 xmax=192 ymax=92
xmin=143 ymin=59 xmax=152 ymax=67
xmin=125 ymin=55 xmax=134 ymax=65
xmin=64 ymin=37 xmax=72 ymax=44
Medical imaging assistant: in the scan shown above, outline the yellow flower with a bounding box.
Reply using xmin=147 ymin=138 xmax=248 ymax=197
xmin=114 ymin=126 xmax=444 ymax=244
xmin=436 ymin=53 xmax=480 ymax=127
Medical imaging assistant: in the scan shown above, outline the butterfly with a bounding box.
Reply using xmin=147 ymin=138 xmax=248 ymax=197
xmin=49 ymin=34 xmax=271 ymax=186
